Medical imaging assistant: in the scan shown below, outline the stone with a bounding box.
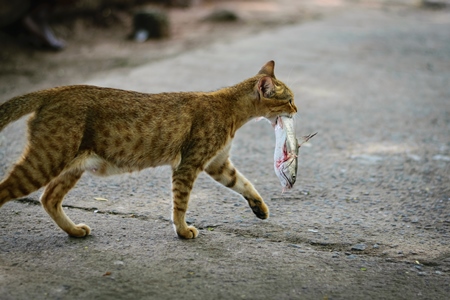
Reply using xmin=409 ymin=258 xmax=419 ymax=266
xmin=132 ymin=9 xmax=170 ymax=41
xmin=203 ymin=9 xmax=239 ymax=22
xmin=351 ymin=243 xmax=367 ymax=251
xmin=421 ymin=0 xmax=449 ymax=9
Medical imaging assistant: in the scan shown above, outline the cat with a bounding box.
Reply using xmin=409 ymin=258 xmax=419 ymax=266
xmin=0 ymin=61 xmax=297 ymax=239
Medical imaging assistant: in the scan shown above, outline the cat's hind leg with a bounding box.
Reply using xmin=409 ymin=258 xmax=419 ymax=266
xmin=205 ymin=156 xmax=269 ymax=220
xmin=40 ymin=169 xmax=90 ymax=237
xmin=0 ymin=148 xmax=60 ymax=207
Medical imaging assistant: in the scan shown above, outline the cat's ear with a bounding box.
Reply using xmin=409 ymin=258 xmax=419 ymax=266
xmin=257 ymin=76 xmax=275 ymax=98
xmin=258 ymin=60 xmax=276 ymax=78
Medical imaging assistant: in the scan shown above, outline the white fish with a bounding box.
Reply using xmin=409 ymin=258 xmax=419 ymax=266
xmin=274 ymin=116 xmax=316 ymax=191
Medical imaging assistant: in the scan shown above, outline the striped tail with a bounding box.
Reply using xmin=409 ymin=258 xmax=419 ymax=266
xmin=0 ymin=90 xmax=47 ymax=131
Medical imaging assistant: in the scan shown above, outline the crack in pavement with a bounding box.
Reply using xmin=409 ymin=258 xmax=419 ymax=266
xmin=13 ymin=197 xmax=450 ymax=268
xmin=10 ymin=198 xmax=402 ymax=255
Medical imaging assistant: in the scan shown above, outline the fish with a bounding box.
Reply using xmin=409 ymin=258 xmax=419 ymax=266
xmin=273 ymin=116 xmax=316 ymax=191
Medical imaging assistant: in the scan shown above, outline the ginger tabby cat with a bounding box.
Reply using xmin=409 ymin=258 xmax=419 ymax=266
xmin=0 ymin=61 xmax=297 ymax=239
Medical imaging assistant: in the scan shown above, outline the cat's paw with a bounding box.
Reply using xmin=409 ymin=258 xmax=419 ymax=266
xmin=250 ymin=202 xmax=269 ymax=219
xmin=68 ymin=223 xmax=91 ymax=237
xmin=176 ymin=225 xmax=199 ymax=239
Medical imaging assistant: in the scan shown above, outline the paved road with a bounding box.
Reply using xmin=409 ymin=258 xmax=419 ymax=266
xmin=1 ymin=5 xmax=449 ymax=300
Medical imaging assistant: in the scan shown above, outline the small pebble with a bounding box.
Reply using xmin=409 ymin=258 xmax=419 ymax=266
xmin=351 ymin=243 xmax=366 ymax=251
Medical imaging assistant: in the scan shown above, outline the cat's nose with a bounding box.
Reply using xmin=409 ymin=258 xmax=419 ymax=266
xmin=292 ymin=104 xmax=298 ymax=113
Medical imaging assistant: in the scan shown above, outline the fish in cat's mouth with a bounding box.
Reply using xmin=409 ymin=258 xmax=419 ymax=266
xmin=268 ymin=114 xmax=292 ymax=128
xmin=273 ymin=115 xmax=317 ymax=191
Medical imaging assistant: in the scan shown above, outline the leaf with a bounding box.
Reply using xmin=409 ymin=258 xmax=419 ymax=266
xmin=103 ymin=271 xmax=112 ymax=276
xmin=94 ymin=197 xmax=108 ymax=201
xmin=360 ymin=267 xmax=367 ymax=271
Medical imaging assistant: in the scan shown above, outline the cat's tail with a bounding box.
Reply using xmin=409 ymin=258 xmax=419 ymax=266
xmin=0 ymin=90 xmax=47 ymax=131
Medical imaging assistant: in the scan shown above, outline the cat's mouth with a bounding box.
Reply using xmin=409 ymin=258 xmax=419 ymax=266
xmin=269 ymin=115 xmax=288 ymax=128
xmin=267 ymin=116 xmax=278 ymax=127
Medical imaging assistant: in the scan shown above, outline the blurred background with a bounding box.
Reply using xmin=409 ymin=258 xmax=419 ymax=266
xmin=1 ymin=0 xmax=447 ymax=100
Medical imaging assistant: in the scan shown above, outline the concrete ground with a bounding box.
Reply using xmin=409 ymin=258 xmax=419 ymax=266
xmin=1 ymin=2 xmax=449 ymax=300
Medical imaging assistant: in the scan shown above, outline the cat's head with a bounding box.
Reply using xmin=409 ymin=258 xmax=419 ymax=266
xmin=254 ymin=61 xmax=297 ymax=125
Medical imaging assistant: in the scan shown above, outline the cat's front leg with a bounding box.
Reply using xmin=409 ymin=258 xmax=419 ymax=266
xmin=206 ymin=158 xmax=269 ymax=219
xmin=171 ymin=166 xmax=200 ymax=239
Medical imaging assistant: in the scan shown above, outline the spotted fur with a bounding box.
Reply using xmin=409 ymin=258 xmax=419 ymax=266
xmin=0 ymin=61 xmax=297 ymax=239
